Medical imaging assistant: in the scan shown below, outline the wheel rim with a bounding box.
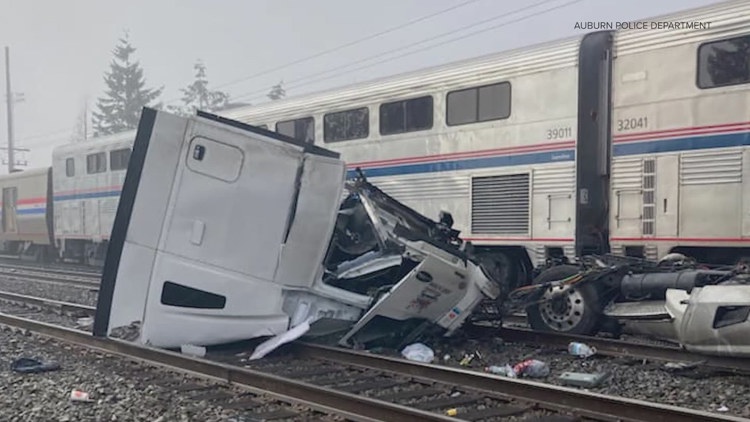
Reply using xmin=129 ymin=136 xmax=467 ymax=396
xmin=539 ymin=284 xmax=585 ymax=331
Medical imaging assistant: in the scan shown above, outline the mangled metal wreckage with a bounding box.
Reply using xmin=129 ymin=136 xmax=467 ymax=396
xmin=524 ymin=254 xmax=750 ymax=357
xmin=93 ymin=108 xmax=500 ymax=352
xmin=94 ymin=108 xmax=750 ymax=358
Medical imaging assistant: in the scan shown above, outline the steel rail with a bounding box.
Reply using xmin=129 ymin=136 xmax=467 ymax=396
xmin=294 ymin=342 xmax=747 ymax=422
xmin=478 ymin=325 xmax=750 ymax=375
xmin=0 ymin=258 xmax=102 ymax=278
xmin=0 ymin=313 xmax=456 ymax=422
xmin=0 ymin=290 xmax=95 ymax=315
xmin=0 ymin=267 xmax=100 ymax=290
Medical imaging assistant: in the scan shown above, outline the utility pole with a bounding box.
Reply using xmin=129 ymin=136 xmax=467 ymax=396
xmin=3 ymin=47 xmax=27 ymax=172
xmin=5 ymin=46 xmax=14 ymax=174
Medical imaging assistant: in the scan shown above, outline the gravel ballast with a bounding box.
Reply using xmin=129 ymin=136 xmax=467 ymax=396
xmin=423 ymin=333 xmax=750 ymax=419
xmin=0 ymin=275 xmax=98 ymax=307
xmin=2 ymin=270 xmax=749 ymax=420
xmin=0 ymin=326 xmax=337 ymax=421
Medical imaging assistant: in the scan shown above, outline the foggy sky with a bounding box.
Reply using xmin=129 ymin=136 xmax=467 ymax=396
xmin=0 ymin=0 xmax=722 ymax=171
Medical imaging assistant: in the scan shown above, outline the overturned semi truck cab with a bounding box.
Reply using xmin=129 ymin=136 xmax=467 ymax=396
xmin=93 ymin=109 xmax=501 ymax=350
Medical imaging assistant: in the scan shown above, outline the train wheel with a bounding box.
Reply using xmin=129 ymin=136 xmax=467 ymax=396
xmin=525 ymin=264 xmax=601 ymax=335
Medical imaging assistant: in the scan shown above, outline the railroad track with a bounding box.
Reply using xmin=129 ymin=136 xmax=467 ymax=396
xmin=485 ymin=318 xmax=750 ymax=376
xmin=0 ymin=257 xmax=102 ymax=277
xmin=219 ymin=340 xmax=750 ymax=422
xmin=0 ymin=265 xmax=100 ymax=290
xmin=0 ymin=292 xmax=748 ymax=420
xmin=1 ymin=285 xmax=748 ymax=379
xmin=0 ymin=289 xmax=95 ymax=317
xmin=1 ymin=312 xmax=744 ymax=422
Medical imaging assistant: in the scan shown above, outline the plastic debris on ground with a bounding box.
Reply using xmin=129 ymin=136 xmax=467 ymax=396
xmin=250 ymin=317 xmax=313 ymax=360
xmin=70 ymin=389 xmax=94 ymax=403
xmin=180 ymin=344 xmax=207 ymax=358
xmin=10 ymin=357 xmax=61 ymax=374
xmin=559 ymin=371 xmax=611 ymax=388
xmin=76 ymin=317 xmax=94 ymax=330
xmin=485 ymin=364 xmax=517 ymax=378
xmin=513 ymin=359 xmax=549 ymax=378
xmin=664 ymin=361 xmax=703 ymax=371
xmin=400 ymin=343 xmax=434 ymax=363
xmin=568 ymin=341 xmax=597 ymax=358
xmin=459 ymin=350 xmax=484 ymax=366
xmin=485 ymin=359 xmax=549 ymax=378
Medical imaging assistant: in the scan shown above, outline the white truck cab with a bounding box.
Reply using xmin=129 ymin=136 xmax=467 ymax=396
xmin=93 ymin=108 xmax=501 ymax=350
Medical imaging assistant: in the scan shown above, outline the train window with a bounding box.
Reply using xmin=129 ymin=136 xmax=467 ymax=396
xmin=110 ymin=148 xmax=131 ymax=171
xmin=379 ymin=96 xmax=433 ymax=136
xmin=447 ymin=82 xmax=511 ymax=126
xmin=65 ymin=158 xmax=75 ymax=177
xmin=698 ymin=35 xmax=750 ymax=89
xmin=86 ymin=152 xmax=107 ymax=174
xmin=275 ymin=117 xmax=315 ymax=143
xmin=323 ymin=107 xmax=369 ymax=142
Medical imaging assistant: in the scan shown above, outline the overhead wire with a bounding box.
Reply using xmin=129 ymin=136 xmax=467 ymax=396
xmin=230 ymin=0 xmax=583 ymax=104
xmin=161 ymin=0 xmax=487 ymax=105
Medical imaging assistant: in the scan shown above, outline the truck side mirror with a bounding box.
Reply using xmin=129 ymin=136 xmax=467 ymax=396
xmin=439 ymin=211 xmax=454 ymax=228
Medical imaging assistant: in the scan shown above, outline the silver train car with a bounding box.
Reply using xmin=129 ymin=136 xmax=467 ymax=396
xmin=1 ymin=0 xmax=749 ymax=280
xmin=0 ymin=167 xmax=54 ymax=262
xmin=219 ymin=0 xmax=750 ymax=286
xmin=0 ymin=131 xmax=135 ymax=266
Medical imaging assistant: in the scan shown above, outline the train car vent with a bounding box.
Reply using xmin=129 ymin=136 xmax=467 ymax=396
xmin=471 ymin=173 xmax=530 ymax=235
xmin=641 ymin=158 xmax=656 ymax=236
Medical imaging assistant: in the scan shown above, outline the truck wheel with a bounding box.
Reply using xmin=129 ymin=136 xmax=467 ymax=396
xmin=526 ymin=264 xmax=601 ymax=335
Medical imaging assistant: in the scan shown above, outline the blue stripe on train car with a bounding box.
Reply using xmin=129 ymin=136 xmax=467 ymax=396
xmin=347 ymin=131 xmax=750 ymax=179
xmin=16 ymin=208 xmax=46 ymax=215
xmin=53 ymin=190 xmax=122 ymax=202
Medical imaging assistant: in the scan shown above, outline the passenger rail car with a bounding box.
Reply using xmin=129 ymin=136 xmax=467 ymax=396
xmin=51 ymin=130 xmax=135 ymax=266
xmin=221 ymin=0 xmax=750 ymax=285
xmin=1 ymin=0 xmax=749 ymax=276
xmin=0 ymin=167 xmax=54 ymax=262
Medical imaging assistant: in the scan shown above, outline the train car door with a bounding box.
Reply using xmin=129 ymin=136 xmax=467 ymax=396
xmin=574 ymin=31 xmax=615 ymax=256
xmin=655 ymin=155 xmax=679 ymax=238
xmin=2 ymin=187 xmax=17 ymax=234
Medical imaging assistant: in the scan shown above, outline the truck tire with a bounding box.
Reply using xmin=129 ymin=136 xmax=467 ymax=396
xmin=525 ymin=264 xmax=601 ymax=335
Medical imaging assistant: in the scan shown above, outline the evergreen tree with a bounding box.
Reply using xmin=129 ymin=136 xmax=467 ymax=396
xmin=92 ymin=33 xmax=163 ymax=136
xmin=267 ymin=80 xmax=286 ymax=101
xmin=169 ymin=60 xmax=230 ymax=116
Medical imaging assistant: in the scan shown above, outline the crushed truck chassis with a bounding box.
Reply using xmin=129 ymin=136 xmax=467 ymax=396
xmin=508 ymin=253 xmax=750 ymax=358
